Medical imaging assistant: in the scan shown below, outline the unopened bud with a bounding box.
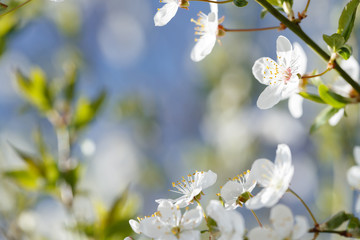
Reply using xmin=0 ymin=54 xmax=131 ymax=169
xmin=233 ymin=0 xmax=248 ymax=7
xmin=217 ymin=25 xmax=226 ymax=37
xmin=179 ymin=0 xmax=189 ymax=9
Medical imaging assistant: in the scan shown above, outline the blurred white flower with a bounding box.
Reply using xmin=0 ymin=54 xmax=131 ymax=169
xmin=157 ymin=170 xmax=217 ymax=208
xmin=207 ymin=200 xmax=245 ymax=240
xmin=347 ymin=146 xmax=360 ymax=212
xmin=252 ymin=36 xmax=307 ymax=110
xmin=130 ymin=200 xmax=203 ymax=239
xmin=329 ymin=56 xmax=360 ymax=126
xmin=248 ymin=204 xmax=308 ymax=240
xmin=154 ymin=0 xmax=181 ymax=26
xmin=246 ymin=144 xmax=294 ymax=210
xmin=190 ymin=2 xmax=220 ymax=62
xmin=220 ymin=170 xmax=256 ymax=209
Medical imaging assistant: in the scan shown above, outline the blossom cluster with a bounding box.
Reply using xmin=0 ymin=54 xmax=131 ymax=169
xmin=126 ymin=144 xmax=310 ymax=239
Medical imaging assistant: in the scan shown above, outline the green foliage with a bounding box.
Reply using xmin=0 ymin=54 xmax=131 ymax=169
xmin=298 ymin=92 xmax=326 ymax=104
xmin=310 ymin=106 xmax=340 ymax=134
xmin=323 ymin=33 xmax=346 ymax=52
xmin=233 ymin=0 xmax=248 ymax=7
xmin=318 ymin=211 xmax=360 ymax=237
xmin=318 ymin=84 xmax=349 ymax=108
xmin=72 ymin=90 xmax=106 ymax=132
xmin=15 ymin=68 xmax=54 ymax=113
xmin=260 ymin=6 xmax=283 ymax=18
xmin=337 ymin=0 xmax=360 ymax=42
xmin=338 ymin=44 xmax=353 ymax=60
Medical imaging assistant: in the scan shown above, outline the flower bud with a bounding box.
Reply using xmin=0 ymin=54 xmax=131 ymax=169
xmin=179 ymin=0 xmax=189 ymax=9
xmin=233 ymin=0 xmax=248 ymax=7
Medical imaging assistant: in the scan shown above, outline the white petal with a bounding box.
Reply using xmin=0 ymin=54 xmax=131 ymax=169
xmin=140 ymin=217 xmax=167 ymax=238
xmin=200 ymin=170 xmax=217 ymax=189
xmin=154 ymin=2 xmax=179 ymax=27
xmin=250 ymin=158 xmax=274 ymax=187
xmin=252 ymin=57 xmax=280 ymax=85
xmin=129 ymin=219 xmax=141 ymax=234
xmin=354 ymin=146 xmax=360 ymax=166
xmin=347 ymin=166 xmax=360 ymax=189
xmin=288 ymin=94 xmax=303 ymax=118
xmin=181 ymin=206 xmax=203 ymax=229
xmin=191 ymin=34 xmax=217 ymax=62
xmin=246 ymin=187 xmax=282 ymax=210
xmin=220 ymin=181 xmax=244 ymax=207
xmin=257 ymin=84 xmax=284 ymax=109
xmin=292 ymin=42 xmax=307 ymax=76
xmin=173 ymin=196 xmax=192 ymax=208
xmin=207 ymin=200 xmax=232 ymax=233
xmin=341 ymin=56 xmax=360 ymax=81
xmin=244 ymin=171 xmax=257 ymax=193
xmin=292 ymin=216 xmax=309 ymax=239
xmin=270 ymin=204 xmax=294 ymax=238
xmin=276 ymin=36 xmax=293 ymax=67
xmin=158 ymin=200 xmax=181 ymax=226
xmin=274 ymin=144 xmax=292 ymax=168
xmin=248 ymin=226 xmax=279 ymax=240
xmin=356 ymin=195 xmax=360 ymax=213
xmin=124 ymin=237 xmax=133 ymax=240
xmin=227 ymin=210 xmax=245 ymax=237
xmin=328 ymin=108 xmax=344 ymax=126
xmin=179 ymin=230 xmax=201 ymax=240
xmin=209 ymin=2 xmax=218 ymax=14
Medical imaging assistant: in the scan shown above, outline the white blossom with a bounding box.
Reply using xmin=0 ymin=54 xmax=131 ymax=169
xmin=252 ymin=36 xmax=307 ymax=110
xmin=246 ymin=144 xmax=294 ymax=210
xmin=190 ymin=2 xmax=219 ymax=62
xmin=157 ymin=170 xmax=217 ymax=208
xmin=347 ymin=146 xmax=360 ymax=212
xmin=129 ymin=200 xmax=203 ymax=239
xmin=207 ymin=200 xmax=245 ymax=240
xmin=154 ymin=0 xmax=181 ymax=27
xmin=329 ymin=56 xmax=360 ymax=126
xmin=220 ymin=170 xmax=257 ymax=209
xmin=248 ymin=204 xmax=308 ymax=240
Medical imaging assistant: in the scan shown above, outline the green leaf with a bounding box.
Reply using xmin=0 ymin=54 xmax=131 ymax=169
xmin=8 ymin=143 xmax=42 ymax=174
xmin=338 ymin=0 xmax=360 ymax=42
xmin=3 ymin=170 xmax=41 ymax=190
xmin=323 ymin=33 xmax=345 ymax=51
xmin=321 ymin=211 xmax=352 ymax=230
xmin=15 ymin=68 xmax=53 ymax=113
xmin=233 ymin=0 xmax=248 ymax=7
xmin=267 ymin=0 xmax=282 ymax=7
xmin=337 ymin=44 xmax=353 ymax=60
xmin=72 ymin=90 xmax=106 ymax=131
xmin=260 ymin=6 xmax=283 ymax=18
xmin=318 ymin=84 xmax=347 ymax=108
xmin=298 ymin=92 xmax=326 ymax=104
xmin=310 ymin=106 xmax=340 ymax=134
xmin=63 ymin=63 xmax=77 ymax=104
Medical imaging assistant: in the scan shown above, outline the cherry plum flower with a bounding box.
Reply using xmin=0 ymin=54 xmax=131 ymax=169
xmin=157 ymin=170 xmax=217 ymax=208
xmin=129 ymin=200 xmax=203 ymax=239
xmin=252 ymin=36 xmax=307 ymax=110
xmin=220 ymin=170 xmax=257 ymax=209
xmin=207 ymin=200 xmax=245 ymax=240
xmin=328 ymin=56 xmax=360 ymax=126
xmin=248 ymin=204 xmax=308 ymax=240
xmin=347 ymin=146 xmax=360 ymax=212
xmin=246 ymin=144 xmax=294 ymax=210
xmin=154 ymin=0 xmax=186 ymax=27
xmin=190 ymin=2 xmax=220 ymax=62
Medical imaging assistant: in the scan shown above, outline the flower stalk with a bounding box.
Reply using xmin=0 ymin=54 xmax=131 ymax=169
xmin=287 ymin=188 xmax=318 ymax=226
xmin=190 ymin=0 xmax=233 ymax=3
xmin=254 ymin=0 xmax=360 ymax=94
xmin=0 ymin=0 xmax=33 ymax=18
xmin=223 ymin=26 xmax=280 ymax=32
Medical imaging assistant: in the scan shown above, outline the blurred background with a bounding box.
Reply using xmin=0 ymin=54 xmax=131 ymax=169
xmin=0 ymin=0 xmax=359 ymax=239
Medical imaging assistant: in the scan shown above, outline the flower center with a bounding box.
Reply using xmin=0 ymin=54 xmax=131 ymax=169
xmin=283 ymin=67 xmax=292 ymax=83
xmin=171 ymin=226 xmax=181 ymax=238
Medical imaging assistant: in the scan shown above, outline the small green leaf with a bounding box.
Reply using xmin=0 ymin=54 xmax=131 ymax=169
xmin=233 ymin=0 xmax=248 ymax=7
xmin=318 ymin=84 xmax=347 ymax=108
xmin=323 ymin=33 xmax=345 ymax=51
xmin=72 ymin=90 xmax=106 ymax=131
xmin=260 ymin=7 xmax=283 ymax=18
xmin=298 ymin=92 xmax=326 ymax=104
xmin=63 ymin=63 xmax=77 ymax=104
xmin=337 ymin=44 xmax=353 ymax=60
xmin=267 ymin=0 xmax=282 ymax=7
xmin=3 ymin=170 xmax=41 ymax=190
xmin=8 ymin=143 xmax=42 ymax=174
xmin=320 ymin=211 xmax=352 ymax=230
xmin=310 ymin=106 xmax=340 ymax=134
xmin=338 ymin=0 xmax=360 ymax=42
